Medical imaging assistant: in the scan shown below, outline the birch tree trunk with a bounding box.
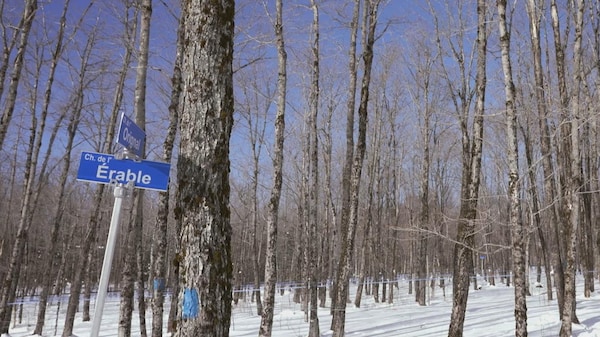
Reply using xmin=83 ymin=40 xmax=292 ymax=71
xmin=173 ymin=0 xmax=234 ymax=335
xmin=258 ymin=0 xmax=286 ymax=334
xmin=331 ymin=2 xmax=379 ymax=335
xmin=591 ymin=1 xmax=600 ymax=299
xmin=497 ymin=1 xmax=527 ymax=335
xmin=0 ymin=0 xmax=36 ymax=152
xmin=447 ymin=0 xmax=487 ymax=335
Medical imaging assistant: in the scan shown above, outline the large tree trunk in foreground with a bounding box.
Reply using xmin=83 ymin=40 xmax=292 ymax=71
xmin=173 ymin=1 xmax=234 ymax=336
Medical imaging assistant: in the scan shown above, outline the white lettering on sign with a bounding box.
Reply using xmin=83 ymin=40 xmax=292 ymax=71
xmin=122 ymin=128 xmax=142 ymax=152
xmin=84 ymin=153 xmax=112 ymax=164
xmin=96 ymin=164 xmax=151 ymax=185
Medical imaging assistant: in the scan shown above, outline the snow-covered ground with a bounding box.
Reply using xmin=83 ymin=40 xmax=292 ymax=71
xmin=5 ymin=274 xmax=600 ymax=336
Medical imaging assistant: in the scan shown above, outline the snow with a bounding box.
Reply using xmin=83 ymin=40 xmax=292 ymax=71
xmin=5 ymin=274 xmax=600 ymax=336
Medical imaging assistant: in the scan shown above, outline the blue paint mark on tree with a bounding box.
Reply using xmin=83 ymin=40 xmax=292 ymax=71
xmin=182 ymin=288 xmax=199 ymax=319
xmin=153 ymin=278 xmax=165 ymax=291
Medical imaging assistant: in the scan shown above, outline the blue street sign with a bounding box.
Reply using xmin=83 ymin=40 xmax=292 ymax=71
xmin=116 ymin=113 xmax=146 ymax=158
xmin=77 ymin=151 xmax=170 ymax=191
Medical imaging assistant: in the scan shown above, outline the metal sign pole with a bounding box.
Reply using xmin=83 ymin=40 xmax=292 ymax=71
xmin=90 ymin=183 xmax=126 ymax=337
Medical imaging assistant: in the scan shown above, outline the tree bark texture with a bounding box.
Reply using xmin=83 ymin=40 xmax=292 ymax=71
xmin=497 ymin=1 xmax=528 ymax=335
xmin=258 ymin=0 xmax=287 ymax=334
xmin=307 ymin=1 xmax=320 ymax=336
xmin=558 ymin=0 xmax=584 ymax=335
xmin=173 ymin=1 xmax=234 ymax=336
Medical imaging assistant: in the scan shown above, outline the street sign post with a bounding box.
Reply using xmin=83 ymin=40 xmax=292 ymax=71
xmin=90 ymin=184 xmax=124 ymax=337
xmin=78 ymin=148 xmax=169 ymax=337
xmin=77 ymin=151 xmax=170 ymax=192
xmin=116 ymin=113 xmax=146 ymax=158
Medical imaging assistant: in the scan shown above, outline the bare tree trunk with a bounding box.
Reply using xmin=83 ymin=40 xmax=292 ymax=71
xmin=173 ymin=0 xmax=234 ymax=335
xmin=544 ymin=0 xmax=569 ymax=321
xmin=244 ymin=92 xmax=266 ymax=318
xmin=526 ymin=0 xmax=560 ymax=303
xmin=258 ymin=1 xmax=286 ymax=335
xmin=580 ymin=118 xmax=594 ymax=298
xmin=151 ymin=7 xmax=183 ymax=337
xmin=497 ymin=1 xmax=527 ymax=335
xmin=411 ymin=40 xmax=434 ymax=307
xmin=323 ymin=99 xmax=338 ymax=305
xmin=0 ymin=0 xmax=36 ymax=152
xmin=330 ymin=0 xmax=360 ymax=317
xmin=167 ymin=263 xmax=180 ymax=334
xmin=355 ymin=104 xmax=383 ymax=308
xmin=580 ymin=122 xmax=596 ymax=292
xmin=134 ymin=3 xmax=152 ymax=334
xmin=558 ymin=0 xmax=584 ymax=334
xmin=307 ymin=2 xmax=320 ymax=336
xmin=249 ymin=120 xmax=265 ymax=317
xmin=0 ymin=101 xmax=36 ymax=334
xmin=0 ymin=1 xmax=21 ymax=104
xmin=447 ymin=0 xmax=487 ymax=335
xmin=521 ymin=121 xmax=552 ymax=299
xmin=355 ymin=186 xmax=373 ymax=308
xmin=82 ymin=244 xmax=95 ymax=322
xmin=590 ymin=0 xmax=600 ymax=299
xmin=331 ymin=2 xmax=379 ymax=336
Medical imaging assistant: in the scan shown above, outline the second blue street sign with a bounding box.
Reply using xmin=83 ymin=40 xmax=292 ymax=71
xmin=116 ymin=113 xmax=146 ymax=158
xmin=77 ymin=151 xmax=170 ymax=192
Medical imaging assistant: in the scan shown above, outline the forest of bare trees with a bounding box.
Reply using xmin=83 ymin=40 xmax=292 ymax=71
xmin=0 ymin=0 xmax=599 ymax=336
